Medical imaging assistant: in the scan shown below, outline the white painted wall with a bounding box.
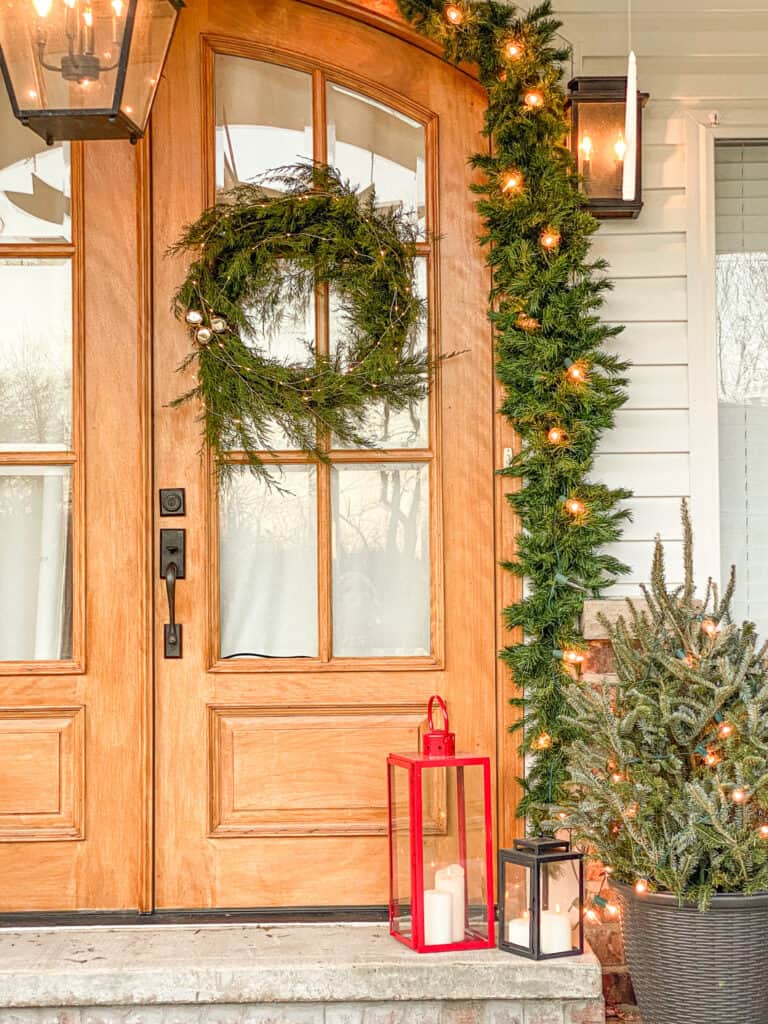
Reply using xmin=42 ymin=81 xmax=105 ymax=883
xmin=553 ymin=0 xmax=768 ymax=594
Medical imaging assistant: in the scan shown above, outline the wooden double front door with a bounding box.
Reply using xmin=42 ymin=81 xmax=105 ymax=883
xmin=0 ymin=0 xmax=511 ymax=913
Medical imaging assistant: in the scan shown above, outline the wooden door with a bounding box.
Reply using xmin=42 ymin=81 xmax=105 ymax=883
xmin=152 ymin=0 xmax=499 ymax=909
xmin=0 ymin=103 xmax=150 ymax=911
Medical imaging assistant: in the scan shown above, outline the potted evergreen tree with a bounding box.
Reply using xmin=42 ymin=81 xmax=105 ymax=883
xmin=553 ymin=501 xmax=768 ymax=1024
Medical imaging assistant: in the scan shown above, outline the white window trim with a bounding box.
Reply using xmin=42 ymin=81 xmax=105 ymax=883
xmin=686 ymin=116 xmax=768 ymax=588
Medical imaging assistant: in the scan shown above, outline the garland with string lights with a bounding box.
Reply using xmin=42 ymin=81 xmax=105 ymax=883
xmin=549 ymin=501 xmax=768 ymax=913
xmin=172 ymin=163 xmax=427 ymax=474
xmin=393 ymin=0 xmax=631 ymax=823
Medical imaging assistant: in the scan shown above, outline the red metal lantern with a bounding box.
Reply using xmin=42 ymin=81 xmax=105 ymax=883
xmin=387 ymin=695 xmax=495 ymax=952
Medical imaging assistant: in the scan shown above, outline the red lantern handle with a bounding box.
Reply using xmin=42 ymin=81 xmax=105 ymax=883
xmin=423 ymin=694 xmax=456 ymax=757
xmin=427 ymin=694 xmax=450 ymax=734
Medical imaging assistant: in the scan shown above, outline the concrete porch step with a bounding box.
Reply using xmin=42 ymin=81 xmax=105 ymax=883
xmin=0 ymin=923 xmax=604 ymax=1024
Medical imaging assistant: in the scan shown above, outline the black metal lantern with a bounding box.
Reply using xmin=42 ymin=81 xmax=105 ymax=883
xmin=567 ymin=76 xmax=649 ymax=219
xmin=0 ymin=0 xmax=183 ymax=144
xmin=498 ymin=837 xmax=584 ymax=960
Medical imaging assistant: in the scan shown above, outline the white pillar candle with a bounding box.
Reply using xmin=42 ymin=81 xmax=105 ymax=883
xmin=540 ymin=906 xmax=573 ymax=955
xmin=434 ymin=863 xmax=465 ymax=942
xmin=508 ymin=913 xmax=531 ymax=947
xmin=423 ymin=888 xmax=453 ymax=946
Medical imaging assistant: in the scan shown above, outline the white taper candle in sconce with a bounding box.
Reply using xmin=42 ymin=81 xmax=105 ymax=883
xmin=622 ymin=50 xmax=637 ymax=201
xmin=423 ymin=889 xmax=453 ymax=946
xmin=434 ymin=863 xmax=466 ymax=941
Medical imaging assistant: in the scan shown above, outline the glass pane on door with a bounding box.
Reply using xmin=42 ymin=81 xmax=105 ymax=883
xmin=0 ymin=259 xmax=72 ymax=450
xmin=0 ymin=466 xmax=73 ymax=660
xmin=215 ymin=56 xmax=313 ymax=193
xmin=219 ymin=466 xmax=318 ymax=658
xmin=331 ymin=463 xmax=430 ymax=656
xmin=326 ymin=82 xmax=426 ymax=237
xmin=0 ymin=91 xmax=71 ymax=244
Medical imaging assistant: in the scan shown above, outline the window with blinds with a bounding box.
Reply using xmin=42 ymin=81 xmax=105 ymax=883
xmin=715 ymin=141 xmax=768 ymax=634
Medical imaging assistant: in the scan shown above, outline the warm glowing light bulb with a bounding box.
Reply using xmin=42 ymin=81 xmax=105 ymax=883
xmin=547 ymin=427 xmax=566 ymax=445
xmin=444 ymin=3 xmax=463 ymax=23
xmin=112 ymin=0 xmax=124 ymax=13
xmin=731 ymin=787 xmax=749 ymax=804
xmin=516 ymin=313 xmax=540 ymax=332
xmin=33 ymin=0 xmax=53 ymax=16
xmin=503 ymin=38 xmax=522 ymax=60
xmin=525 ymin=90 xmax=544 ymax=110
xmin=626 ymin=803 xmax=638 ymax=819
xmin=566 ymin=361 xmax=588 ymax=383
xmin=611 ymin=771 xmax=624 ymax=784
xmin=565 ymin=498 xmax=585 ymax=517
xmin=635 ymin=879 xmax=648 ymax=895
xmin=703 ymin=750 xmax=719 ymax=767
xmin=759 ymin=825 xmax=768 ymax=840
xmin=702 ymin=619 xmax=719 ymax=637
xmin=534 ymin=732 xmax=553 ymax=750
xmin=501 ymin=170 xmax=523 ymax=194
xmin=563 ymin=650 xmax=585 ymax=664
xmin=557 ymin=811 xmax=568 ymax=822
xmin=83 ymin=7 xmax=93 ymax=26
xmin=579 ymin=135 xmax=593 ymax=159
xmin=64 ymin=0 xmax=76 ymax=7
xmin=584 ymin=908 xmax=599 ymax=923
xmin=614 ymin=132 xmax=628 ymax=162
xmin=606 ymin=903 xmax=619 ymax=917
xmin=540 ymin=228 xmax=561 ymax=250
xmin=718 ymin=722 xmax=734 ymax=739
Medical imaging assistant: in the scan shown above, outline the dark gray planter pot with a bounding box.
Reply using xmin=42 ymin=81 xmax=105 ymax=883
xmin=613 ymin=879 xmax=768 ymax=1024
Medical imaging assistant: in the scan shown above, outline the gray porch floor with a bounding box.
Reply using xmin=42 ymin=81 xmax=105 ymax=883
xmin=0 ymin=922 xmax=604 ymax=1022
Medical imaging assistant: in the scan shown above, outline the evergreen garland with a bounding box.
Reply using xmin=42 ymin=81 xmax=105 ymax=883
xmin=394 ymin=0 xmax=632 ymax=823
xmin=550 ymin=502 xmax=768 ymax=909
xmin=173 ymin=163 xmax=427 ymax=475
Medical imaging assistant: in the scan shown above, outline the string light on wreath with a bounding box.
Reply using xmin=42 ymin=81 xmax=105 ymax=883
xmin=516 ymin=313 xmax=540 ymax=331
xmin=718 ymin=722 xmax=734 ymax=740
xmin=759 ymin=825 xmax=768 ymax=840
xmin=524 ymin=89 xmax=545 ymax=110
xmin=554 ymin=648 xmax=586 ymax=666
xmin=731 ymin=786 xmax=749 ymax=805
xmin=702 ymin=618 xmax=719 ymax=637
xmin=534 ymin=732 xmax=553 ymax=750
xmin=443 ymin=2 xmax=463 ymax=24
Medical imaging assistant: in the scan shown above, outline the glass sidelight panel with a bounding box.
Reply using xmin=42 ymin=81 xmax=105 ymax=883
xmin=0 ymin=466 xmax=73 ymax=660
xmin=0 ymin=259 xmax=72 ymax=450
xmin=219 ymin=466 xmax=318 ymax=658
xmin=0 ymin=92 xmax=71 ymax=244
xmin=330 ymin=257 xmax=429 ymax=449
xmin=215 ymin=56 xmax=313 ymax=193
xmin=326 ymin=82 xmax=427 ymax=237
xmin=331 ymin=463 xmax=430 ymax=656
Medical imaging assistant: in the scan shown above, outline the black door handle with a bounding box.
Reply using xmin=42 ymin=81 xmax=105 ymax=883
xmin=160 ymin=528 xmax=185 ymax=658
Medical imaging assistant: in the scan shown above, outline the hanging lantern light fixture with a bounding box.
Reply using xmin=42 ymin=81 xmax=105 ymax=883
xmin=0 ymin=0 xmax=184 ymax=144
xmin=566 ymin=76 xmax=649 ymax=219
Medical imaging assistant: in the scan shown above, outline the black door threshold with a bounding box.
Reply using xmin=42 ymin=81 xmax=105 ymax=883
xmin=0 ymin=905 xmax=389 ymax=928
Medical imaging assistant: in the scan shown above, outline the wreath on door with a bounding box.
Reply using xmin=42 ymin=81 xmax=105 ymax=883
xmin=172 ymin=163 xmax=429 ymax=476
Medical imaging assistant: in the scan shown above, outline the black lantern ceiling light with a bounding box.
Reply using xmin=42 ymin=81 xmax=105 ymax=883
xmin=0 ymin=0 xmax=183 ymax=144
xmin=566 ymin=74 xmax=649 ymax=219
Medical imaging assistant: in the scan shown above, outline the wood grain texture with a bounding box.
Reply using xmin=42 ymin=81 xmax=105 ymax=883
xmin=152 ymin=0 xmax=506 ymax=910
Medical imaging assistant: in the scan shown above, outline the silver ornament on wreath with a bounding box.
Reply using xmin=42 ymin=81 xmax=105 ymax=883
xmin=195 ymin=326 xmax=213 ymax=344
xmin=211 ymin=317 xmax=228 ymax=334
xmin=185 ymin=309 xmax=204 ymax=326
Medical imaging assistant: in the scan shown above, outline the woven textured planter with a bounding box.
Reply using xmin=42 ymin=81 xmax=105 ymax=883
xmin=613 ymin=879 xmax=768 ymax=1024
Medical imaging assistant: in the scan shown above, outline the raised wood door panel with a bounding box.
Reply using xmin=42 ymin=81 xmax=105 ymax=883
xmin=0 ymin=130 xmax=151 ymax=910
xmin=152 ymin=0 xmax=496 ymax=908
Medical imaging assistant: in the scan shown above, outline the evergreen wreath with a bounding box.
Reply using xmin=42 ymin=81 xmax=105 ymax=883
xmin=393 ymin=0 xmax=632 ymax=825
xmin=173 ymin=163 xmax=427 ymax=473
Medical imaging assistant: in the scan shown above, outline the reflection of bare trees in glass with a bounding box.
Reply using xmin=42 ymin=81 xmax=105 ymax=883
xmin=0 ymin=334 xmax=71 ymax=446
xmin=717 ymin=254 xmax=768 ymax=404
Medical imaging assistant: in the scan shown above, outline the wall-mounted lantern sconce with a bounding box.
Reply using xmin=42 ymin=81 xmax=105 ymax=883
xmin=566 ymin=76 xmax=649 ymax=219
xmin=0 ymin=0 xmax=184 ymax=144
